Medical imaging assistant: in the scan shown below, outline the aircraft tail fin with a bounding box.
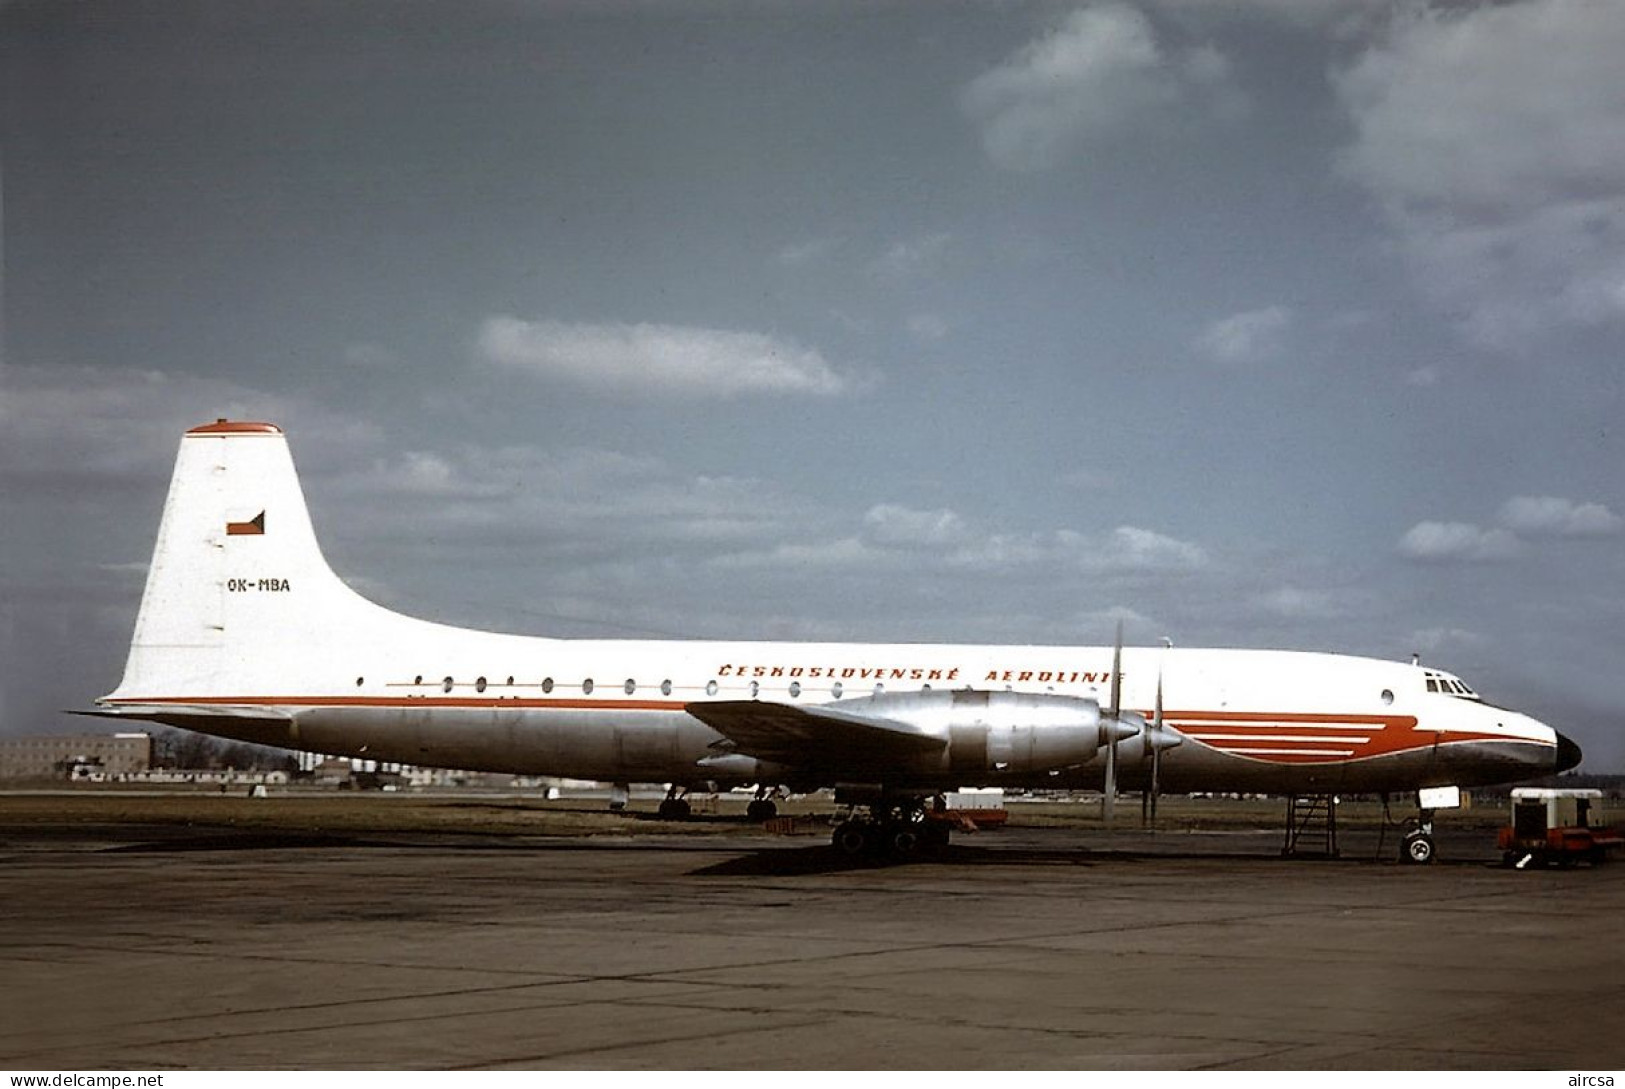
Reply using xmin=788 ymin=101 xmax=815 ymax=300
xmin=106 ymin=420 xmax=377 ymax=701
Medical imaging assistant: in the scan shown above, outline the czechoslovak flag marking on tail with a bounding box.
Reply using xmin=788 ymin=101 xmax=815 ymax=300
xmin=227 ymin=511 xmax=265 ymax=536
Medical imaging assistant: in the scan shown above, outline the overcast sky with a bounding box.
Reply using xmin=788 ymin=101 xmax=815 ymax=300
xmin=4 ymin=0 xmax=1623 ymax=770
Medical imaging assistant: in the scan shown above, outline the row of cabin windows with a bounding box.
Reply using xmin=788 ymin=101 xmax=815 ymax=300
xmin=376 ymin=675 xmax=929 ymax=700
xmin=358 ymin=679 xmax=1406 ymax=710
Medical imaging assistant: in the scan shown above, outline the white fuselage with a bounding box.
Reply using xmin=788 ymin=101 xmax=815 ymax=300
xmin=97 ymin=421 xmax=1573 ymax=795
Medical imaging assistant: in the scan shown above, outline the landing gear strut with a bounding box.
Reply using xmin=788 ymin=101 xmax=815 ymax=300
xmin=830 ymin=794 xmax=950 ymax=859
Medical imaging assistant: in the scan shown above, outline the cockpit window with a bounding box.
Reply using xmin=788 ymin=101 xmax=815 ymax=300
xmin=1424 ymin=670 xmax=1480 ymax=700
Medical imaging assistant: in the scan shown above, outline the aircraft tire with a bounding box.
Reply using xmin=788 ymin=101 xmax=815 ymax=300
xmin=888 ymin=827 xmax=920 ymax=857
xmin=747 ymin=799 xmax=777 ymax=821
xmin=832 ymin=820 xmax=872 ymax=856
xmin=1401 ymin=831 xmax=1435 ymax=865
xmin=658 ymin=798 xmax=692 ymax=821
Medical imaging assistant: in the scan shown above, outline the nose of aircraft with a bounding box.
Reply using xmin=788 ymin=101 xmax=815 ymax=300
xmin=1555 ymin=731 xmax=1584 ymax=773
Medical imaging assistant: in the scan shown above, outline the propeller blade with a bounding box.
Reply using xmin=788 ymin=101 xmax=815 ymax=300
xmin=1149 ymin=669 xmax=1163 ymax=828
xmin=1103 ymin=621 xmax=1122 ymax=828
xmin=1108 ymin=620 xmax=1123 ymax=717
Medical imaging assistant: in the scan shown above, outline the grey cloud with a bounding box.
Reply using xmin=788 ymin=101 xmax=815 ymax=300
xmin=1334 ymin=0 xmax=1625 ymax=348
xmin=962 ymin=4 xmax=1241 ymax=171
xmin=0 ymin=364 xmax=380 ymax=487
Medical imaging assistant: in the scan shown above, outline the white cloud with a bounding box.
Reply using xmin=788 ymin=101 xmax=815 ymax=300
xmin=1334 ymin=0 xmax=1625 ymax=349
xmin=1193 ymin=305 xmax=1292 ymax=364
xmin=1398 ymin=493 xmax=1622 ymax=565
xmin=1397 ymin=521 xmax=1521 ymax=563
xmin=1097 ymin=525 xmax=1209 ymax=571
xmin=962 ymin=4 xmax=1232 ymax=172
xmin=476 ymin=317 xmax=851 ymax=397
xmin=863 ymin=504 xmax=968 ymax=548
xmin=712 ymin=536 xmax=880 ymax=572
xmin=1498 ymin=496 xmax=1623 ymax=538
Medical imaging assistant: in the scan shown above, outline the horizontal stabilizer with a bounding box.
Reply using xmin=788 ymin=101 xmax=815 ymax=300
xmin=686 ymin=699 xmax=946 ymax=769
xmin=77 ymin=702 xmax=294 ymax=722
xmin=73 ymin=702 xmax=295 ymax=740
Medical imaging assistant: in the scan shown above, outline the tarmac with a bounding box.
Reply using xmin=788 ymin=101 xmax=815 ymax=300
xmin=1 ymin=797 xmax=1622 ymax=1070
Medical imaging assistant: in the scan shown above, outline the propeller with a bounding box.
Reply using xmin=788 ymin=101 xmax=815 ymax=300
xmin=1143 ymin=668 xmax=1163 ymax=829
xmin=1102 ymin=621 xmax=1123 ymax=828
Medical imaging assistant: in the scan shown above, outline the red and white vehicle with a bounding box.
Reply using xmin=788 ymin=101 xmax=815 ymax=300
xmin=1500 ymin=788 xmax=1621 ymax=868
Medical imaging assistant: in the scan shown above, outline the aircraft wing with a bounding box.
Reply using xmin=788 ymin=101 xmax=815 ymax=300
xmin=685 ymin=699 xmax=946 ymax=769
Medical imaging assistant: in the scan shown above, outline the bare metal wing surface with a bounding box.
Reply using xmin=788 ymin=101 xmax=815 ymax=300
xmin=686 ymin=699 xmax=946 ymax=767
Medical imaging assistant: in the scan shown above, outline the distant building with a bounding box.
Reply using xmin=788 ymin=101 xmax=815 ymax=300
xmin=0 ymin=733 xmax=153 ymax=780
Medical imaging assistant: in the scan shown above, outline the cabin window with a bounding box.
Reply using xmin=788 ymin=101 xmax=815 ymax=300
xmin=874 ymin=683 xmax=885 ymax=695
xmin=749 ymin=681 xmax=760 ymax=699
xmin=624 ymin=679 xmax=636 ymax=695
xmin=706 ymin=679 xmax=718 ymax=696
xmin=789 ymin=681 xmax=802 ymax=698
xmin=476 ymin=676 xmax=487 ymax=693
xmin=542 ymin=677 xmax=554 ymax=694
xmin=661 ymin=679 xmax=673 ymax=696
xmin=414 ymin=675 xmax=423 ymax=686
xmin=1381 ymin=689 xmax=1394 ymax=705
xmin=442 ymin=676 xmax=454 ymax=693
xmin=355 ymin=676 xmax=364 ymax=687
xmin=583 ymin=678 xmax=595 ymax=695
xmin=506 ymin=676 xmax=515 ymax=686
xmin=832 ymin=682 xmax=843 ymax=699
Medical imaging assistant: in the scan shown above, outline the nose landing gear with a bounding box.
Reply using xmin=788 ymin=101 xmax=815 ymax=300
xmin=1401 ymin=818 xmax=1436 ymax=865
xmin=1380 ymin=791 xmax=1439 ymax=865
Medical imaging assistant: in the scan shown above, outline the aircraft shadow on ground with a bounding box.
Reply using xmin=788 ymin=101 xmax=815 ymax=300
xmin=87 ymin=824 xmax=1477 ymax=870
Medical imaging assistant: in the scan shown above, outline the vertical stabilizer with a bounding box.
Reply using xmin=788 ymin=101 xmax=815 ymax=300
xmin=108 ymin=420 xmax=373 ymax=699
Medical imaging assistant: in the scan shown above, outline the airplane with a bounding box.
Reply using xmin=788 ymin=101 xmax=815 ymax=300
xmin=86 ymin=419 xmax=1583 ymax=862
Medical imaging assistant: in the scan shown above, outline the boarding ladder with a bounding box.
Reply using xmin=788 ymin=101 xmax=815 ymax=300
xmin=1281 ymin=794 xmax=1340 ymax=859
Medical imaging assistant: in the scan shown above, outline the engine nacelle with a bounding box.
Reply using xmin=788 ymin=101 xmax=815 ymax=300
xmin=835 ymin=689 xmax=1131 ymax=776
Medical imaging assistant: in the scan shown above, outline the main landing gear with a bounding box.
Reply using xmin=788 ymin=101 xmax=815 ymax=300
xmin=830 ymin=794 xmax=952 ymax=859
xmin=746 ymin=784 xmax=782 ymax=822
xmin=657 ymin=784 xmax=692 ymax=820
